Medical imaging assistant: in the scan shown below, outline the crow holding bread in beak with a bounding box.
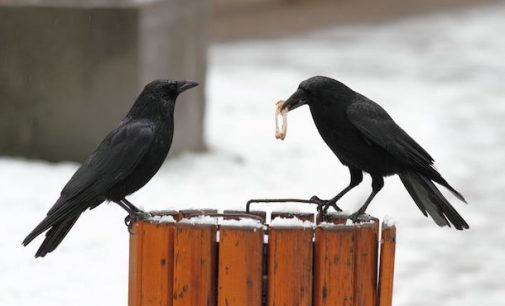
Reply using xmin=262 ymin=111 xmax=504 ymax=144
xmin=282 ymin=76 xmax=468 ymax=229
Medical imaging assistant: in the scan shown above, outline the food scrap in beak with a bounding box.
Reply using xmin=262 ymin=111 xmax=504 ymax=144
xmin=281 ymin=88 xmax=306 ymax=112
xmin=275 ymin=100 xmax=288 ymax=140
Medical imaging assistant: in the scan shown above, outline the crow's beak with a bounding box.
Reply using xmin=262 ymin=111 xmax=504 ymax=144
xmin=176 ymin=80 xmax=199 ymax=94
xmin=282 ymin=89 xmax=307 ymax=112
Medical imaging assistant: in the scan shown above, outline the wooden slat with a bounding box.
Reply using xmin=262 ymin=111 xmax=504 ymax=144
xmin=313 ymin=225 xmax=355 ymax=306
xmin=222 ymin=210 xmax=243 ymax=214
xmin=271 ymin=212 xmax=314 ymax=222
xmin=370 ymin=217 xmax=380 ymax=233
xmin=173 ymin=224 xmax=217 ymax=306
xmin=353 ymin=221 xmax=379 ymax=306
xmin=378 ymin=224 xmax=397 ymax=306
xmin=249 ymin=211 xmax=267 ymax=223
xmin=179 ymin=209 xmax=218 ymax=219
xmin=140 ymin=221 xmax=175 ymax=306
xmin=128 ymin=221 xmax=144 ymax=306
xmin=223 ymin=210 xmax=267 ymax=223
xmin=316 ymin=213 xmax=348 ymax=225
xmin=128 ymin=219 xmax=176 ymax=306
xmin=218 ymin=226 xmax=264 ymax=306
xmin=267 ymin=225 xmax=313 ymax=306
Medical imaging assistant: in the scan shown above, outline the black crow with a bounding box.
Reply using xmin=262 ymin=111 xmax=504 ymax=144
xmin=23 ymin=79 xmax=199 ymax=257
xmin=282 ymin=76 xmax=468 ymax=229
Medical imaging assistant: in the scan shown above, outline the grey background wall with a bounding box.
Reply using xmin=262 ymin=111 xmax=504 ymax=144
xmin=0 ymin=0 xmax=208 ymax=162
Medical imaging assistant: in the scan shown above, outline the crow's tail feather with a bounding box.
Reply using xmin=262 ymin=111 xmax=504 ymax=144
xmin=428 ymin=172 xmax=467 ymax=204
xmin=23 ymin=198 xmax=84 ymax=257
xmin=34 ymin=214 xmax=80 ymax=257
xmin=399 ymin=171 xmax=469 ymax=230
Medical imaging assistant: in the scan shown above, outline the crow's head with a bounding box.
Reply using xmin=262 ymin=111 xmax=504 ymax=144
xmin=128 ymin=80 xmax=199 ymax=119
xmin=144 ymin=79 xmax=199 ymax=100
xmin=282 ymin=76 xmax=349 ymax=111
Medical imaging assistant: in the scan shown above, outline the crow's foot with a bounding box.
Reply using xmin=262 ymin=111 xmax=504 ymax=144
xmin=310 ymin=195 xmax=343 ymax=216
xmin=124 ymin=211 xmax=151 ymax=234
xmin=348 ymin=210 xmax=371 ymax=223
xmin=310 ymin=195 xmax=327 ymax=212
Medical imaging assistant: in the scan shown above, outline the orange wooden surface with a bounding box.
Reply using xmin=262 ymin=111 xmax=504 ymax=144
xmin=128 ymin=221 xmax=144 ymax=306
xmin=172 ymin=223 xmax=217 ymax=306
xmin=353 ymin=221 xmax=379 ymax=306
xmin=378 ymin=224 xmax=397 ymax=306
xmin=128 ymin=212 xmax=395 ymax=306
xmin=268 ymin=226 xmax=313 ymax=306
xmin=218 ymin=226 xmax=264 ymax=306
xmin=316 ymin=213 xmax=349 ymax=225
xmin=140 ymin=222 xmax=175 ymax=306
xmin=313 ymin=225 xmax=355 ymax=306
xmin=128 ymin=220 xmax=175 ymax=306
xmin=370 ymin=217 xmax=380 ymax=233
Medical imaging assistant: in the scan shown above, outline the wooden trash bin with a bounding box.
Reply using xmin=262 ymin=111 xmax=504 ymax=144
xmin=128 ymin=211 xmax=396 ymax=306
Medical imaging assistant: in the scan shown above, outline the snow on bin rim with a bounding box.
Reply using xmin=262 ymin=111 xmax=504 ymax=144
xmin=317 ymin=217 xmax=378 ymax=228
xmin=221 ymin=218 xmax=266 ymax=230
xmin=383 ymin=215 xmax=396 ymax=227
xmin=317 ymin=219 xmax=356 ymax=228
xmin=270 ymin=216 xmax=314 ymax=228
xmin=178 ymin=215 xmax=219 ymax=226
xmin=146 ymin=215 xmax=176 ymax=224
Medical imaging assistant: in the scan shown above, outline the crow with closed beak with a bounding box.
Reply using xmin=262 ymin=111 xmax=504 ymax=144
xmin=23 ymin=79 xmax=199 ymax=257
xmin=282 ymin=76 xmax=468 ymax=229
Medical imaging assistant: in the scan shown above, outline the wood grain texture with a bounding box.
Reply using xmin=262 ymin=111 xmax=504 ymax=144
xmin=313 ymin=225 xmax=355 ymax=306
xmin=140 ymin=222 xmax=175 ymax=306
xmin=378 ymin=224 xmax=397 ymax=306
xmin=128 ymin=220 xmax=175 ymax=306
xmin=128 ymin=221 xmax=144 ymax=306
xmin=218 ymin=226 xmax=264 ymax=306
xmin=353 ymin=221 xmax=379 ymax=306
xmin=173 ymin=224 xmax=217 ymax=306
xmin=268 ymin=226 xmax=313 ymax=306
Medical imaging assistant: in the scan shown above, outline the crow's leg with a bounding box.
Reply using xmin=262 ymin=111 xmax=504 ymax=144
xmin=315 ymin=167 xmax=363 ymax=214
xmin=115 ymin=199 xmax=150 ymax=230
xmin=121 ymin=198 xmax=142 ymax=213
xmin=349 ymin=175 xmax=384 ymax=221
xmin=115 ymin=199 xmax=140 ymax=215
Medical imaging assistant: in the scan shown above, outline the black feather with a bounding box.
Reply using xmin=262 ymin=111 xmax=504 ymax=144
xmin=400 ymin=171 xmax=469 ymax=229
xmin=34 ymin=214 xmax=81 ymax=258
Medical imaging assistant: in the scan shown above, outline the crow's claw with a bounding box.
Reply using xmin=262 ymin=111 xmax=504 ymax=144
xmin=328 ymin=202 xmax=343 ymax=212
xmin=124 ymin=215 xmax=131 ymax=227
xmin=310 ymin=195 xmax=343 ymax=215
xmin=348 ymin=211 xmax=370 ymax=223
xmin=310 ymin=195 xmax=325 ymax=209
xmin=124 ymin=211 xmax=151 ymax=234
xmin=310 ymin=195 xmax=328 ymax=214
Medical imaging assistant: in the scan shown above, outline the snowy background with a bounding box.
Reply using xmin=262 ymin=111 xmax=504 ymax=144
xmin=2 ymin=3 xmax=505 ymax=306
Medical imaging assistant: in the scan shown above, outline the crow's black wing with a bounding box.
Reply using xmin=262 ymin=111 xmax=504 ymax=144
xmin=22 ymin=120 xmax=155 ymax=248
xmin=47 ymin=120 xmax=155 ymax=215
xmin=347 ymin=95 xmax=466 ymax=203
xmin=346 ymin=95 xmax=435 ymax=172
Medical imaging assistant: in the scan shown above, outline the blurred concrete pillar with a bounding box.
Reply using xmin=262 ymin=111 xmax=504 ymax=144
xmin=0 ymin=0 xmax=208 ymax=162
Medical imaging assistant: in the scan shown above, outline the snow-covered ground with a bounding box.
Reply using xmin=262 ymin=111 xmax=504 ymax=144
xmin=2 ymin=4 xmax=505 ymax=306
